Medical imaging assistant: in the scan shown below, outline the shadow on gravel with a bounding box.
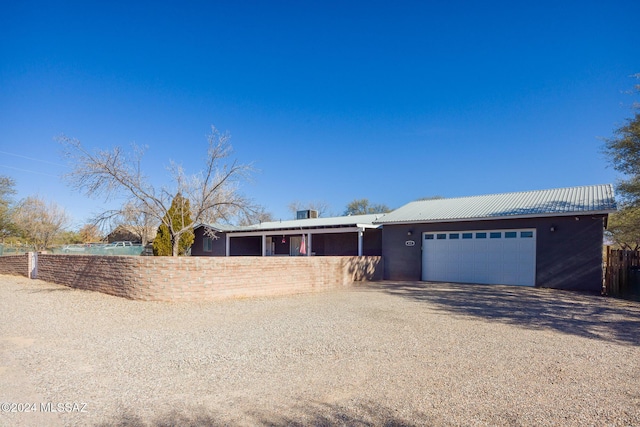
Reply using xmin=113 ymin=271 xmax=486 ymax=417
xmin=368 ymin=281 xmax=640 ymax=346
xmin=27 ymin=286 xmax=74 ymax=293
xmin=96 ymin=402 xmax=422 ymax=426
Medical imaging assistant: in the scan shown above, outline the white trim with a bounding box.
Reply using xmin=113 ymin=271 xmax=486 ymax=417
xmin=229 ymin=226 xmax=364 ymax=238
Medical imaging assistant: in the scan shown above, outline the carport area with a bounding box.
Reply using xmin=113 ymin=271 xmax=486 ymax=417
xmin=1 ymin=275 xmax=639 ymax=426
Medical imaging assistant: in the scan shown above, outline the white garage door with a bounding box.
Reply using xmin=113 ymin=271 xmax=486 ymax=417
xmin=421 ymin=229 xmax=536 ymax=286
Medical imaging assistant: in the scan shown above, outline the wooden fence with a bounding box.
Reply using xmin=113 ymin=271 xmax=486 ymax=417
xmin=603 ymin=248 xmax=640 ymax=297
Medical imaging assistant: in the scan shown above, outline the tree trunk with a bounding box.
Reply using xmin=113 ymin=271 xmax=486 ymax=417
xmin=172 ymin=235 xmax=180 ymax=257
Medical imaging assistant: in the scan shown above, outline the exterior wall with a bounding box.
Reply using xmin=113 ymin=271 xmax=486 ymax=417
xmin=230 ymin=236 xmax=261 ymax=256
xmin=225 ymin=229 xmax=382 ymax=257
xmin=0 ymin=254 xmax=29 ymax=277
xmin=191 ymin=227 xmax=227 ymax=256
xmin=314 ymin=233 xmax=356 ymax=255
xmin=363 ymin=229 xmax=383 ymax=256
xmin=18 ymin=254 xmax=382 ymax=302
xmin=381 ymin=215 xmax=606 ymax=292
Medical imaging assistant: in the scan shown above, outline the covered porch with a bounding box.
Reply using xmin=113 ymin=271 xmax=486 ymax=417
xmin=226 ymin=225 xmax=382 ymax=257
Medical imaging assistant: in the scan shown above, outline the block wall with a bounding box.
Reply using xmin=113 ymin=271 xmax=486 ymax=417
xmin=0 ymin=254 xmax=28 ymax=277
xmin=3 ymin=255 xmax=383 ymax=302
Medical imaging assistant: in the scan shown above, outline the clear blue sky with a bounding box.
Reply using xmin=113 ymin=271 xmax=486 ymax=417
xmin=1 ymin=0 xmax=638 ymax=229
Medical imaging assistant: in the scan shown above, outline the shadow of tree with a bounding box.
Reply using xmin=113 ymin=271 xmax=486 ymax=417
xmin=366 ymin=281 xmax=640 ymax=346
xmin=96 ymin=401 xmax=422 ymax=426
xmin=95 ymin=407 xmax=224 ymax=427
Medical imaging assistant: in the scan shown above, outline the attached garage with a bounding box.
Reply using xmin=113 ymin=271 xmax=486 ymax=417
xmin=421 ymin=229 xmax=536 ymax=286
xmin=375 ymin=184 xmax=617 ymax=292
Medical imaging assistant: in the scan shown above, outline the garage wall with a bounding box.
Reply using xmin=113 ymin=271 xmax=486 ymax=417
xmin=381 ymin=215 xmax=606 ymax=292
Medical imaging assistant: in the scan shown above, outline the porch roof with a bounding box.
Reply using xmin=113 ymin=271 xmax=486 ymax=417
xmin=196 ymin=213 xmax=385 ymax=234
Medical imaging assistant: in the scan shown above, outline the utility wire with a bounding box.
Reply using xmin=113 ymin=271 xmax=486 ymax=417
xmin=0 ymin=164 xmax=59 ymax=178
xmin=0 ymin=150 xmax=67 ymax=167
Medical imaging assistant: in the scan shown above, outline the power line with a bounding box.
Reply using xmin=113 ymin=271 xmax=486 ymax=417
xmin=0 ymin=150 xmax=67 ymax=167
xmin=0 ymin=164 xmax=59 ymax=178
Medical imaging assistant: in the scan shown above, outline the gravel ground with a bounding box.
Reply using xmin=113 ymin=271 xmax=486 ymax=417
xmin=1 ymin=274 xmax=639 ymax=427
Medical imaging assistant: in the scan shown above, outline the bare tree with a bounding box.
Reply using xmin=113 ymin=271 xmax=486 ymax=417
xmin=78 ymin=223 xmax=103 ymax=243
xmin=343 ymin=198 xmax=390 ymax=216
xmin=237 ymin=205 xmax=274 ymax=226
xmin=13 ymin=196 xmax=71 ymax=250
xmin=99 ymin=201 xmax=158 ymax=245
xmin=59 ymin=126 xmax=255 ymax=256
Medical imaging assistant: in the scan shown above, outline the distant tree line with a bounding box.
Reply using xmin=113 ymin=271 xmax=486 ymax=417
xmin=604 ymin=74 xmax=640 ymax=250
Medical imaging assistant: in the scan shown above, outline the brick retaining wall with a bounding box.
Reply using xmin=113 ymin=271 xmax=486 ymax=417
xmin=1 ymin=255 xmax=383 ymax=301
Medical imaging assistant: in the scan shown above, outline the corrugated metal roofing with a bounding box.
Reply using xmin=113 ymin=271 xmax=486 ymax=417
xmin=196 ymin=213 xmax=385 ymax=233
xmin=374 ymin=184 xmax=617 ymax=224
xmin=193 ymin=222 xmax=244 ymax=232
xmin=245 ymin=213 xmax=385 ymax=231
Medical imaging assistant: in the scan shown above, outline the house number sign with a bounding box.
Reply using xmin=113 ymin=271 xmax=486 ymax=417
xmin=405 ymin=240 xmax=415 ymax=246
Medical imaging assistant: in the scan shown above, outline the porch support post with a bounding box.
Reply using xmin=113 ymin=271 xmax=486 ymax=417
xmin=307 ymin=233 xmax=312 ymax=256
xmin=357 ymin=229 xmax=363 ymax=256
xmin=225 ymin=234 xmax=230 ymax=257
xmin=262 ymin=234 xmax=267 ymax=257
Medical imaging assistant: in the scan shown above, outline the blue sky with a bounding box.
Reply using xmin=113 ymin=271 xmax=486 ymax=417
xmin=1 ymin=1 xmax=639 ymax=229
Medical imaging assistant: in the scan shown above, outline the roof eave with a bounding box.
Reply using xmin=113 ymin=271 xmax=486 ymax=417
xmin=373 ymin=209 xmax=617 ymax=225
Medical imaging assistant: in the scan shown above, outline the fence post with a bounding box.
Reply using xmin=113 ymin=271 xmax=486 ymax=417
xmin=28 ymin=252 xmax=38 ymax=279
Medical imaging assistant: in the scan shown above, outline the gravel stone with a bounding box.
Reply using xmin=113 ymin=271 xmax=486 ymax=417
xmin=1 ymin=274 xmax=639 ymax=426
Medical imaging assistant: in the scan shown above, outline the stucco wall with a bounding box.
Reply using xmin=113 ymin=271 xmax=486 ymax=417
xmin=381 ymin=215 xmax=606 ymax=292
xmin=4 ymin=254 xmax=383 ymax=301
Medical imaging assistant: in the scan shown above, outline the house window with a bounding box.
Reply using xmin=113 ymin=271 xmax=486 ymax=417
xmin=490 ymin=232 xmax=502 ymax=239
xmin=437 ymin=233 xmax=447 ymax=240
xmin=203 ymin=237 xmax=213 ymax=252
xmin=476 ymin=232 xmax=487 ymax=239
xmin=449 ymin=233 xmax=459 ymax=239
xmin=425 ymin=234 xmax=434 ymax=240
xmin=462 ymin=233 xmax=473 ymax=239
xmin=505 ymin=231 xmax=517 ymax=238
xmin=521 ymin=231 xmax=534 ymax=238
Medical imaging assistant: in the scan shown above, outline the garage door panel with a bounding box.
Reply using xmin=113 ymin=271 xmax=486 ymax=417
xmin=422 ymin=229 xmax=536 ymax=286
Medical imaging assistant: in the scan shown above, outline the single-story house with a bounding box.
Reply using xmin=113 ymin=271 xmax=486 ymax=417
xmin=191 ymin=213 xmax=384 ymax=257
xmin=374 ymin=184 xmax=616 ymax=291
xmin=191 ymin=184 xmax=617 ymax=292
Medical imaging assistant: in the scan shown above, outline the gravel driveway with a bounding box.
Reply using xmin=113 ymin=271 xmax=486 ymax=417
xmin=1 ymin=274 xmax=639 ymax=426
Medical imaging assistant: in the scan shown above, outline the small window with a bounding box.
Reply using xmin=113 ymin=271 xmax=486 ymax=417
xmin=449 ymin=233 xmax=459 ymax=239
xmin=505 ymin=231 xmax=517 ymax=238
xmin=476 ymin=232 xmax=487 ymax=239
xmin=462 ymin=233 xmax=473 ymax=239
xmin=425 ymin=234 xmax=434 ymax=240
xmin=203 ymin=237 xmax=213 ymax=252
xmin=490 ymin=232 xmax=501 ymax=239
xmin=437 ymin=233 xmax=447 ymax=240
xmin=521 ymin=231 xmax=534 ymax=238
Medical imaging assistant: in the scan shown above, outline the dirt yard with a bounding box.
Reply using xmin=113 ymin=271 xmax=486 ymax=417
xmin=1 ymin=274 xmax=639 ymax=426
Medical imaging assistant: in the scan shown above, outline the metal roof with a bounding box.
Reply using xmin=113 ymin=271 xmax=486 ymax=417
xmin=193 ymin=222 xmax=245 ymax=232
xmin=196 ymin=213 xmax=385 ymax=233
xmin=374 ymin=184 xmax=617 ymax=224
xmin=243 ymin=213 xmax=385 ymax=232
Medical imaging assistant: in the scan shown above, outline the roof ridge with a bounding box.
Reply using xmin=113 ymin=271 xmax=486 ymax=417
xmin=416 ymin=184 xmax=612 ymax=202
